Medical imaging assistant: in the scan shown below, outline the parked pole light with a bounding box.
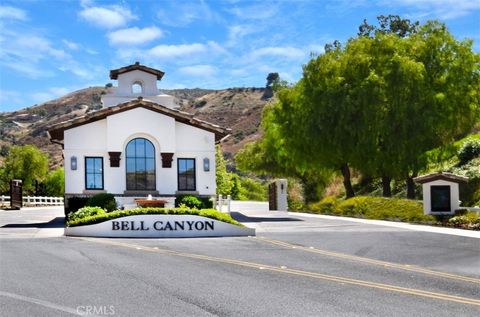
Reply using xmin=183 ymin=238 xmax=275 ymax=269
xmin=203 ymin=158 xmax=210 ymax=172
xmin=71 ymin=156 xmax=77 ymax=170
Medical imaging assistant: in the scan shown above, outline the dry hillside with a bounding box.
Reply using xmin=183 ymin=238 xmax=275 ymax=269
xmin=0 ymin=87 xmax=272 ymax=168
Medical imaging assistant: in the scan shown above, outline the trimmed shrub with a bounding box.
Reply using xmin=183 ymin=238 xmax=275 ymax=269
xmin=309 ymin=196 xmax=338 ymax=214
xmin=67 ymin=207 xmax=242 ymax=227
xmin=175 ymin=195 xmax=213 ymax=209
xmin=176 ymin=195 xmax=203 ymax=209
xmin=458 ymin=139 xmax=480 ymax=165
xmin=306 ymin=196 xmax=435 ymax=223
xmin=86 ymin=193 xmax=117 ymax=212
xmin=68 ymin=206 xmax=106 ymax=222
xmin=66 ymin=197 xmax=89 ymax=213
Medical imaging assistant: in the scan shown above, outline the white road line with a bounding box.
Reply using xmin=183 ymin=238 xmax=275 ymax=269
xmin=0 ymin=290 xmax=94 ymax=316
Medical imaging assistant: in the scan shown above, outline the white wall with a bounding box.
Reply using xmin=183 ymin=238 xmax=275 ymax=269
xmin=64 ymin=120 xmax=107 ymax=194
xmin=421 ymin=179 xmax=460 ymax=215
xmin=117 ymin=70 xmax=158 ymax=95
xmin=175 ymin=122 xmax=216 ymax=196
xmin=64 ymin=108 xmax=216 ymax=196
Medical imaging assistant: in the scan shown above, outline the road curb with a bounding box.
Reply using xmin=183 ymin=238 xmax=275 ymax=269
xmin=289 ymin=212 xmax=480 ymax=239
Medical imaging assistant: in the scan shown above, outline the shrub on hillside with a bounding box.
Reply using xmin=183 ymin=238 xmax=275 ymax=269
xmin=458 ymin=139 xmax=480 ymax=165
xmin=448 ymin=212 xmax=480 ymax=230
xmin=307 ymin=196 xmax=435 ymax=223
xmin=309 ymin=196 xmax=338 ymax=214
xmin=86 ymin=193 xmax=117 ymax=212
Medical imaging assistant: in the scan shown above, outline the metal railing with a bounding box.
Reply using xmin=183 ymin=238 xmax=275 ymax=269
xmin=0 ymin=195 xmax=64 ymax=207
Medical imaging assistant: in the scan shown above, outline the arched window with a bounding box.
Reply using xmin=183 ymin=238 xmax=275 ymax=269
xmin=126 ymin=138 xmax=155 ymax=190
xmin=132 ymin=82 xmax=143 ymax=94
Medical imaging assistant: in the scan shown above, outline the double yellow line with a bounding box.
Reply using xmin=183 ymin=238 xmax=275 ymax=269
xmin=75 ymin=237 xmax=480 ymax=307
xmin=254 ymin=236 xmax=480 ymax=285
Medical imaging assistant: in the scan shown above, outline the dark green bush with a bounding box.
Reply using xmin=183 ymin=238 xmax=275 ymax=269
xmin=69 ymin=206 xmax=106 ymax=222
xmin=86 ymin=193 xmax=117 ymax=212
xmin=67 ymin=207 xmax=242 ymax=227
xmin=198 ymin=196 xmax=214 ymax=208
xmin=458 ymin=139 xmax=480 ymax=165
xmin=66 ymin=197 xmax=89 ymax=214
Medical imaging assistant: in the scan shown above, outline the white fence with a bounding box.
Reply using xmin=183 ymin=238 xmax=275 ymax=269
xmin=215 ymin=195 xmax=231 ymax=213
xmin=0 ymin=195 xmax=64 ymax=207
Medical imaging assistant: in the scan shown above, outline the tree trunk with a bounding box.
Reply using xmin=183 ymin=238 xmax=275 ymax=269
xmin=340 ymin=164 xmax=355 ymax=198
xmin=382 ymin=175 xmax=392 ymax=197
xmin=406 ymin=174 xmax=416 ymax=199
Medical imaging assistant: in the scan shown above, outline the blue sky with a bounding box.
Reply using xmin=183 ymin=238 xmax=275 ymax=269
xmin=0 ymin=0 xmax=479 ymax=112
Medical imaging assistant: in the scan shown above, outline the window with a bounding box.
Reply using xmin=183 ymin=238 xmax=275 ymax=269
xmin=85 ymin=157 xmax=103 ymax=190
xmin=126 ymin=138 xmax=156 ymax=190
xmin=431 ymin=185 xmax=451 ymax=212
xmin=178 ymin=158 xmax=196 ymax=191
xmin=132 ymin=82 xmax=143 ymax=94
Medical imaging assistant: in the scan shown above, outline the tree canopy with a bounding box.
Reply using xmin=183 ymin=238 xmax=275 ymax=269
xmin=238 ymin=18 xmax=479 ymax=200
xmin=0 ymin=145 xmax=49 ymax=194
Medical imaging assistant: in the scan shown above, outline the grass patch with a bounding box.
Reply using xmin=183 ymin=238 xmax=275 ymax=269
xmin=308 ymin=196 xmax=436 ymax=223
xmin=67 ymin=207 xmax=242 ymax=227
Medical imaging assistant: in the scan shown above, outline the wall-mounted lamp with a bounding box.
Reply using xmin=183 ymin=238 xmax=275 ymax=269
xmin=71 ymin=156 xmax=77 ymax=170
xmin=203 ymin=158 xmax=210 ymax=172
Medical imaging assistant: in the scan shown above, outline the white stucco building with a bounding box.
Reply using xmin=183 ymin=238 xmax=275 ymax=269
xmin=414 ymin=172 xmax=468 ymax=215
xmin=48 ymin=63 xmax=230 ymax=209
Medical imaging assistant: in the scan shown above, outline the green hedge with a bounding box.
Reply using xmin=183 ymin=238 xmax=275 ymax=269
xmin=67 ymin=207 xmax=242 ymax=227
xmin=86 ymin=193 xmax=117 ymax=212
xmin=308 ymin=196 xmax=436 ymax=223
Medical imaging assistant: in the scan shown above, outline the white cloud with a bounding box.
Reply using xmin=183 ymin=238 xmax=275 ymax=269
xmin=156 ymin=1 xmax=222 ymax=27
xmin=248 ymin=46 xmax=305 ymax=60
xmin=79 ymin=5 xmax=136 ymax=29
xmin=0 ymin=6 xmax=27 ymax=21
xmin=148 ymin=43 xmax=207 ymax=59
xmin=122 ymin=41 xmax=226 ymax=60
xmin=227 ymin=24 xmax=260 ymax=47
xmin=228 ymin=4 xmax=279 ymax=20
xmin=63 ymin=39 xmax=80 ymax=50
xmin=390 ymin=0 xmax=480 ymax=19
xmin=179 ymin=64 xmax=217 ymax=77
xmin=107 ymin=26 xmax=163 ymax=46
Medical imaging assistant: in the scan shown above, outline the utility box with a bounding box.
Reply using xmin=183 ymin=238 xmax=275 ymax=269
xmin=10 ymin=179 xmax=23 ymax=210
xmin=269 ymin=179 xmax=288 ymax=211
xmin=413 ymin=172 xmax=468 ymax=215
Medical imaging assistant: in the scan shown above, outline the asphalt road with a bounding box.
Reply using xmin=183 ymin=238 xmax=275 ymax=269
xmin=1 ymin=207 xmax=479 ymax=316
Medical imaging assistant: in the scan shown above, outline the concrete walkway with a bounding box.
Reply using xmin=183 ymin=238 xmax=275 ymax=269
xmin=0 ymin=206 xmax=65 ymax=238
xmin=289 ymin=212 xmax=480 ymax=239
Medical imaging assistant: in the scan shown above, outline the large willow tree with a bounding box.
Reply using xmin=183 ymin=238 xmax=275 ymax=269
xmin=238 ymin=19 xmax=479 ymax=199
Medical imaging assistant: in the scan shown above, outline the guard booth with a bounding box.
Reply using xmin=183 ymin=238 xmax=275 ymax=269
xmin=10 ymin=179 xmax=23 ymax=210
xmin=269 ymin=179 xmax=288 ymax=211
xmin=413 ymin=172 xmax=468 ymax=215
